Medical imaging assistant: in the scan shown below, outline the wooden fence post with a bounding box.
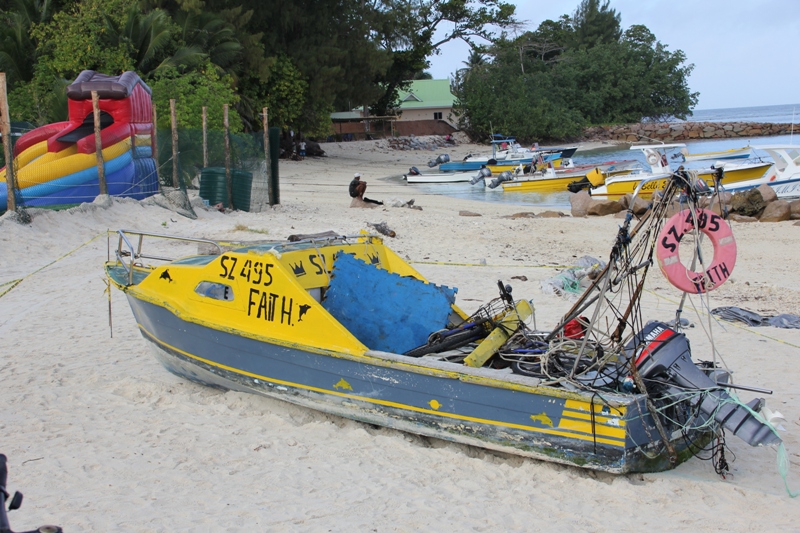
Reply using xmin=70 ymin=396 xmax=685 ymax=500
xmin=224 ymin=104 xmax=232 ymax=209
xmin=170 ymin=99 xmax=179 ymax=188
xmin=151 ymin=103 xmax=161 ymax=192
xmin=262 ymin=107 xmax=272 ymax=206
xmin=202 ymin=106 xmax=208 ymax=168
xmin=0 ymin=73 xmax=16 ymax=212
xmin=92 ymin=91 xmax=107 ymax=195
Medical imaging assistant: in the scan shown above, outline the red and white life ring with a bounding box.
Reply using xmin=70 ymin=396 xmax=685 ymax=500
xmin=656 ymin=209 xmax=737 ymax=294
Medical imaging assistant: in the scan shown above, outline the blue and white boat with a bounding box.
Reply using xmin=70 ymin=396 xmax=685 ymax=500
xmin=439 ymin=136 xmax=573 ymax=172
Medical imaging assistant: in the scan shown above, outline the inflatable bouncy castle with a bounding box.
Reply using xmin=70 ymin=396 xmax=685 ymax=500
xmin=1 ymin=71 xmax=159 ymax=208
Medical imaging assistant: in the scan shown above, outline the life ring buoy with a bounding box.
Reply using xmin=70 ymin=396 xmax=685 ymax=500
xmin=645 ymin=149 xmax=660 ymax=166
xmin=656 ymin=209 xmax=736 ymax=294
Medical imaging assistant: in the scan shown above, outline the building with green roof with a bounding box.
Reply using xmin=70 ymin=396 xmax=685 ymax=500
xmin=396 ymin=79 xmax=456 ymax=125
xmin=329 ymin=79 xmax=456 ymax=139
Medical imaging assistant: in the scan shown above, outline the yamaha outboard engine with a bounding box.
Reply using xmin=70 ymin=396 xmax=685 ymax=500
xmin=568 ymin=177 xmax=592 ymax=193
xmin=693 ymin=177 xmax=711 ymax=195
xmin=631 ymin=322 xmax=779 ymax=447
xmin=470 ymin=167 xmax=492 ymax=185
xmin=488 ymin=170 xmax=514 ymax=189
xmin=427 ymin=154 xmax=451 ymax=167
xmin=407 ymin=166 xmax=421 ymax=176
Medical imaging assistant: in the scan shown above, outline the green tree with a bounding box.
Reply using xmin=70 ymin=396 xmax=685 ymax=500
xmin=101 ymin=5 xmax=177 ymax=75
xmin=571 ymin=0 xmax=621 ymax=49
xmin=369 ymin=0 xmax=517 ymax=116
xmin=454 ymin=4 xmax=697 ymax=139
xmin=148 ymin=63 xmax=242 ymax=131
xmin=29 ymin=0 xmax=136 ymax=78
xmin=0 ymin=0 xmax=57 ymax=89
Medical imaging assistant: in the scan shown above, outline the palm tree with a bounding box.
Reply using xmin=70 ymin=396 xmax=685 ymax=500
xmin=0 ymin=0 xmax=53 ymax=89
xmin=102 ymin=6 xmax=176 ymax=76
xmin=171 ymin=10 xmax=243 ymax=78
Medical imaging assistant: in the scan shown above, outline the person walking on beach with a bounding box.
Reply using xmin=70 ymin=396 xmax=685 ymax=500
xmin=349 ymin=173 xmax=367 ymax=199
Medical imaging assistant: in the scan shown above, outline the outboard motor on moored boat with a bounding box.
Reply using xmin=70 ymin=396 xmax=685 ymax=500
xmin=427 ymin=154 xmax=451 ymax=167
xmin=630 ymin=321 xmax=780 ymax=447
xmin=488 ymin=170 xmax=514 ymax=189
xmin=407 ymin=166 xmax=421 ymax=176
xmin=470 ymin=166 xmax=492 ymax=185
xmin=568 ymin=177 xmax=593 ymax=193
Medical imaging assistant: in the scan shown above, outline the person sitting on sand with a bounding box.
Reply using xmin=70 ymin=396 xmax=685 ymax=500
xmin=349 ymin=173 xmax=367 ymax=199
xmin=349 ymin=173 xmax=383 ymax=205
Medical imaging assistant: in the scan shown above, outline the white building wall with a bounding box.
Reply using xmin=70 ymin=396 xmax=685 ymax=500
xmin=398 ymin=107 xmax=455 ymax=125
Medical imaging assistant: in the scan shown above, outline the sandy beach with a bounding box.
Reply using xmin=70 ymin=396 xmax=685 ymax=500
xmin=1 ymin=138 xmax=799 ymax=531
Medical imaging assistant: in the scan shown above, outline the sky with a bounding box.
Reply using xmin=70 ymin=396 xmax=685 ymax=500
xmin=428 ymin=0 xmax=800 ymax=110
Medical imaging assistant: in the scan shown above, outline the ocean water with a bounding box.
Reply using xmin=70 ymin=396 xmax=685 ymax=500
xmin=399 ymin=105 xmax=800 ymax=209
xmin=684 ymin=103 xmax=800 ymax=124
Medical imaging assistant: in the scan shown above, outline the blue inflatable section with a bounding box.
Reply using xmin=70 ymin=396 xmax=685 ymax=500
xmin=1 ymin=149 xmax=158 ymax=207
xmin=23 ymin=161 xmax=131 ymax=207
xmin=134 ymin=145 xmax=152 ymax=158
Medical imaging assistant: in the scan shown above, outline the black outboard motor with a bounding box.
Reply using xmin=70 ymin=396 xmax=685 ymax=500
xmin=470 ymin=167 xmax=492 ymax=185
xmin=631 ymin=322 xmax=779 ymax=447
xmin=427 ymin=154 xmax=451 ymax=167
xmin=407 ymin=166 xmax=421 ymax=176
xmin=488 ymin=170 xmax=514 ymax=189
xmin=693 ymin=177 xmax=711 ymax=195
xmin=0 ymin=453 xmax=62 ymax=533
xmin=567 ymin=177 xmax=593 ymax=193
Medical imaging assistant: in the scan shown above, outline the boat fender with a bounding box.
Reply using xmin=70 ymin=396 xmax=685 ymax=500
xmin=645 ymin=149 xmax=660 ymax=166
xmin=656 ymin=208 xmax=736 ymax=294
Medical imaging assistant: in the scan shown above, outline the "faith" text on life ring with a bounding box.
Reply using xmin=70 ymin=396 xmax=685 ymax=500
xmin=656 ymin=209 xmax=737 ymax=294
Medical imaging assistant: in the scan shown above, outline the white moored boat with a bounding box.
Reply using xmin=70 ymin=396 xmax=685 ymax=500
xmin=679 ymin=146 xmax=752 ymax=163
xmin=404 ymin=169 xmax=480 ymax=184
xmin=721 ymin=145 xmax=800 ymax=198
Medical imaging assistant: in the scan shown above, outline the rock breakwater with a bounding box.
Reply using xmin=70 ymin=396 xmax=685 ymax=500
xmin=583 ymin=121 xmax=796 ymax=142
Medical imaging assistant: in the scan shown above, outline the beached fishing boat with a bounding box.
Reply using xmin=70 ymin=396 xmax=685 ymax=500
xmin=106 ymin=179 xmax=779 ymax=474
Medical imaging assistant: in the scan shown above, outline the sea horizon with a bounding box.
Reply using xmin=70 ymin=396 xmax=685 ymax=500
xmin=682 ymin=102 xmax=800 ymax=124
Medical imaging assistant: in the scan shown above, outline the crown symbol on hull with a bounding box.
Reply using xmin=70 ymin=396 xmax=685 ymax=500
xmin=291 ymin=261 xmax=306 ymax=276
xmin=368 ymin=253 xmax=379 ymax=264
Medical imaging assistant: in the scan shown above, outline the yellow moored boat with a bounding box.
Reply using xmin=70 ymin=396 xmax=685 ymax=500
xmin=500 ymin=161 xmax=640 ymax=194
xmin=589 ymin=144 xmax=772 ymax=199
xmin=596 ymin=161 xmax=772 ymax=199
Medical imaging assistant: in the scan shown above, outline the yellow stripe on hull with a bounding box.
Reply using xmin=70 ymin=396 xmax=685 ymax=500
xmin=502 ymin=174 xmax=582 ymax=193
xmin=602 ymin=163 xmax=772 ymax=199
xmin=487 ymin=158 xmax=563 ymax=174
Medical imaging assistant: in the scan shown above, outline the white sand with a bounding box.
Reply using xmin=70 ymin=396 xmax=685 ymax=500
xmin=1 ymin=138 xmax=799 ymax=531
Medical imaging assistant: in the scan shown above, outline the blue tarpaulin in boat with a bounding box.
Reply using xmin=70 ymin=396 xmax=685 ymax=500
xmin=323 ymin=252 xmax=456 ymax=354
